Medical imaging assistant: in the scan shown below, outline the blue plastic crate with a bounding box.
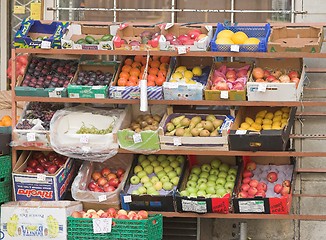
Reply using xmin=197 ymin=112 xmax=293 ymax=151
xmin=210 ymin=23 xmax=271 ymax=52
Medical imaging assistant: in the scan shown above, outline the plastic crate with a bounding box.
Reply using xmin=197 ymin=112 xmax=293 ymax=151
xmin=211 ymin=23 xmax=271 ymax=52
xmin=0 ymin=155 xmax=12 ymax=183
xmin=67 ymin=214 xmax=163 ymax=240
xmin=0 ymin=181 xmax=11 ymax=204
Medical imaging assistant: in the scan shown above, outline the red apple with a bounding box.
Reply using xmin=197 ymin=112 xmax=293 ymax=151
xmin=265 ymin=75 xmax=277 ymax=82
xmin=103 ymin=184 xmax=115 ymax=192
xmin=97 ymin=177 xmax=108 ymax=187
xmin=248 ymin=187 xmax=258 ymax=196
xmin=238 ymin=191 xmax=248 ymax=198
xmin=92 ymin=172 xmax=102 ymax=181
xmin=242 ymin=177 xmax=251 ymax=184
xmin=274 ymin=184 xmax=283 ymax=194
xmin=101 ymin=167 xmax=111 ymax=177
xmin=127 ymin=211 xmax=137 ymax=218
xmin=94 ymin=186 xmax=104 ymax=192
xmin=32 ymin=152 xmax=45 ymax=159
xmin=257 ymin=182 xmax=267 ymax=192
xmin=116 ymin=168 xmax=125 ymax=178
xmin=117 ymin=214 xmax=129 ymax=220
xmin=255 ymin=190 xmax=266 ymax=198
xmin=241 ymin=183 xmax=250 ymax=192
xmin=107 ymin=208 xmax=117 ymax=218
xmin=249 ymin=179 xmax=259 ymax=188
xmin=100 ymin=212 xmax=109 ymax=218
xmin=47 ymin=152 xmax=58 ymax=161
xmin=35 ymin=165 xmax=45 ymax=173
xmin=288 ymin=70 xmax=299 ymax=79
xmin=263 ymin=70 xmax=271 ymax=79
xmin=281 ymin=186 xmax=290 ymax=196
xmin=25 ymin=167 xmax=35 ymax=173
xmin=88 ymin=181 xmax=97 ymax=191
xmin=107 ymin=173 xmax=117 ymax=181
xmin=267 ymin=172 xmax=278 ymax=183
xmin=242 ymin=170 xmax=253 ymax=178
xmin=109 ymin=178 xmax=119 ymax=188
xmin=27 ymin=159 xmax=39 ymax=168
xmin=47 ymin=164 xmax=58 ymax=174
xmin=246 ymin=161 xmax=257 ymax=171
xmin=291 ymin=77 xmax=300 ymax=88
xmin=282 ymin=180 xmax=291 ymax=187
xmin=117 ymin=209 xmax=128 ymax=216
xmin=138 ymin=210 xmax=148 ymax=219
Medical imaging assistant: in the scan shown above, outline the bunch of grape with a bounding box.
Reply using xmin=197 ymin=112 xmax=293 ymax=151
xmin=76 ymin=122 xmax=114 ymax=135
xmin=16 ymin=119 xmax=35 ymax=129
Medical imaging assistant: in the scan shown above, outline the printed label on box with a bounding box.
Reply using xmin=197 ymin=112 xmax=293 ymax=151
xmin=181 ymin=199 xmax=207 ymax=213
xmin=133 ymin=133 xmax=142 ymax=143
xmin=238 ymin=200 xmax=265 ymax=213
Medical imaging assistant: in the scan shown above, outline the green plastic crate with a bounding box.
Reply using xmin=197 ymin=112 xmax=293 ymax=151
xmin=0 ymin=181 xmax=11 ymax=204
xmin=67 ymin=214 xmax=163 ymax=240
xmin=0 ymin=155 xmax=12 ymax=183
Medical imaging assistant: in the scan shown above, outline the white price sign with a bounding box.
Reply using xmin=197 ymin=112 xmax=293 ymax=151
xmin=173 ymin=137 xmax=182 ymax=146
xmin=235 ymin=130 xmax=247 ymax=135
xmin=133 ymin=133 xmax=142 ymax=143
xmin=230 ymin=44 xmax=240 ymax=52
xmin=41 ymin=41 xmax=51 ymax=49
xmin=36 ymin=174 xmax=46 ymax=181
xmin=93 ymin=218 xmax=112 ymax=234
xmin=26 ymin=132 xmax=36 ymax=142
xmin=80 ymin=135 xmax=89 ymax=144
xmin=98 ymin=195 xmax=107 ymax=202
xmin=177 ymin=46 xmax=187 ymax=55
xmin=220 ymin=91 xmax=229 ymax=99
xmin=123 ymin=195 xmax=132 ymax=203
xmin=257 ymin=83 xmax=267 ymax=92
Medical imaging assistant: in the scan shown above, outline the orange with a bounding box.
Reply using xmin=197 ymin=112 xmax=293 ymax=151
xmin=130 ymin=68 xmax=141 ymax=77
xmin=2 ymin=119 xmax=12 ymax=127
xmin=155 ymin=76 xmax=165 ymax=86
xmin=124 ymin=58 xmax=133 ymax=66
xmin=147 ymin=80 xmax=156 ymax=87
xmin=159 ymin=63 xmax=168 ymax=71
xmin=158 ymin=70 xmax=167 ymax=78
xmin=118 ymin=78 xmax=128 ymax=86
xmin=150 ymin=60 xmax=160 ymax=69
xmin=134 ymin=55 xmax=144 ymax=62
xmin=126 ymin=81 xmax=136 ymax=86
xmin=160 ymin=56 xmax=170 ymax=64
xmin=152 ymin=56 xmax=160 ymax=61
xmin=131 ymin=62 xmax=142 ymax=69
xmin=149 ymin=67 xmax=159 ymax=76
xmin=129 ymin=75 xmax=138 ymax=82
xmin=1 ymin=115 xmax=11 ymax=122
xmin=0 ymin=121 xmax=4 ymax=127
xmin=122 ymin=65 xmax=132 ymax=73
xmin=148 ymin=74 xmax=157 ymax=83
xmin=119 ymin=71 xmax=130 ymax=80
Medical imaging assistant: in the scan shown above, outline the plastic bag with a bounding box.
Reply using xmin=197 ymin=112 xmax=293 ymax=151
xmin=71 ymin=154 xmax=133 ymax=204
xmin=50 ymin=105 xmax=126 ymax=162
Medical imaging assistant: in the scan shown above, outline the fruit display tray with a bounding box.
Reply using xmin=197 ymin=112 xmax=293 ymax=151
xmin=204 ymin=61 xmax=253 ymax=101
xmin=210 ymin=23 xmax=271 ymax=52
xmin=67 ymin=214 xmax=163 ymax=240
xmin=233 ymin=156 xmax=295 ymax=214
xmin=228 ymin=106 xmax=296 ymax=151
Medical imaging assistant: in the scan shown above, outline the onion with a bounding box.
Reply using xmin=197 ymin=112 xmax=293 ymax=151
xmin=129 ymin=40 xmax=141 ymax=46
xmin=236 ymin=69 xmax=248 ymax=78
xmin=279 ymin=74 xmax=291 ymax=83
xmin=213 ymin=71 xmax=226 ymax=80
xmin=217 ymin=65 xmax=227 ymax=75
xmin=178 ymin=34 xmax=190 ymax=44
xmin=233 ymin=82 xmax=245 ymax=90
xmin=252 ymin=67 xmax=264 ymax=79
xmin=235 ymin=77 xmax=247 ymax=84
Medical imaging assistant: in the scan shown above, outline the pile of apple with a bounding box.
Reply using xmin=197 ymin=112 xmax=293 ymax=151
xmin=179 ymin=159 xmax=237 ymax=198
xmin=128 ymin=155 xmax=185 ymax=195
xmin=88 ymin=167 xmax=125 ymax=193
xmin=71 ymin=208 xmax=149 ymax=220
xmin=209 ymin=64 xmax=251 ymax=91
xmin=252 ymin=67 xmax=300 ymax=88
xmin=238 ymin=160 xmax=292 ymax=198
xmin=24 ymin=151 xmax=67 ymax=174
xmin=164 ymin=29 xmax=208 ymax=46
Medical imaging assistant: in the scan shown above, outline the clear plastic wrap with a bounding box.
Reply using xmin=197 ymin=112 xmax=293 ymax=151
xmin=71 ymin=154 xmax=133 ymax=204
xmin=50 ymin=105 xmax=126 ymax=162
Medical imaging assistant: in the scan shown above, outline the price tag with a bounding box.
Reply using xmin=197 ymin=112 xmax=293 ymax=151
xmin=177 ymin=46 xmax=187 ymax=55
xmin=93 ymin=218 xmax=112 ymax=234
xmin=258 ymin=83 xmax=267 ymax=92
xmin=123 ymin=195 xmax=132 ymax=203
xmin=173 ymin=137 xmax=182 ymax=146
xmin=235 ymin=130 xmax=247 ymax=135
xmin=80 ymin=135 xmax=89 ymax=144
xmin=41 ymin=41 xmax=51 ymax=49
xmin=230 ymin=45 xmax=240 ymax=52
xmin=220 ymin=91 xmax=229 ymax=99
xmin=133 ymin=133 xmax=142 ymax=143
xmin=36 ymin=174 xmax=46 ymax=181
xmin=26 ymin=132 xmax=36 ymax=142
xmin=98 ymin=195 xmax=107 ymax=202
xmin=165 ymin=23 xmax=174 ymax=30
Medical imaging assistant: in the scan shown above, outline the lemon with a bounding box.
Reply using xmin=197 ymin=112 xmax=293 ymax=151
xmin=262 ymin=124 xmax=272 ymax=130
xmin=272 ymin=125 xmax=282 ymax=130
xmin=282 ymin=113 xmax=289 ymax=119
xmin=240 ymin=122 xmax=250 ymax=130
xmin=251 ymin=123 xmax=262 ymax=131
xmin=169 ymin=79 xmax=177 ymax=82
xmin=274 ymin=110 xmax=283 ymax=116
xmin=184 ymin=70 xmax=194 ymax=79
xmin=281 ymin=118 xmax=288 ymax=124
xmin=256 ymin=110 xmax=267 ymax=118
xmin=187 ymin=80 xmax=196 ymax=84
xmin=264 ymin=112 xmax=274 ymax=120
xmin=245 ymin=117 xmax=254 ymax=125
xmin=215 ymin=38 xmax=234 ymax=45
xmin=248 ymin=127 xmax=259 ymax=131
xmin=281 ymin=123 xmax=287 ymax=128
xmin=243 ymin=37 xmax=260 ymax=44
xmin=262 ymin=119 xmax=272 ymax=125
xmin=192 ymin=66 xmax=202 ymax=76
xmin=217 ymin=29 xmax=234 ymax=39
xmin=272 ymin=121 xmax=281 ymax=127
xmin=231 ymin=31 xmax=249 ymax=44
xmin=172 ymin=72 xmax=183 ymax=80
xmin=281 ymin=107 xmax=290 ymax=113
xmin=255 ymin=117 xmax=263 ymax=125
xmin=175 ymin=66 xmax=187 ymax=73
xmin=272 ymin=116 xmax=282 ymax=122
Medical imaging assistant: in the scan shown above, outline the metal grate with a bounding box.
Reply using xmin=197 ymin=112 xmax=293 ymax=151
xmin=163 ymin=217 xmax=198 ymax=240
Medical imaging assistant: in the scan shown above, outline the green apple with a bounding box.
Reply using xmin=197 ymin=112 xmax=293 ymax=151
xmin=219 ymin=163 xmax=230 ymax=173
xmin=226 ymin=175 xmax=236 ymax=182
xmin=154 ymin=181 xmax=163 ymax=191
xmin=206 ymin=186 xmax=216 ymax=194
xmin=180 ymin=190 xmax=189 ymax=197
xmin=210 ymin=169 xmax=219 ymax=176
xmin=151 ymin=161 xmax=160 ymax=167
xmin=160 ymin=176 xmax=170 ymax=183
xmin=207 ymin=175 xmax=217 ymax=182
xmin=199 ymin=172 xmax=209 ymax=179
xmin=224 ymin=181 xmax=235 ymax=190
xmin=211 ymin=159 xmax=222 ymax=169
xmin=188 ymin=174 xmax=198 ymax=182
xmin=210 ymin=194 xmax=219 ymax=198
xmin=170 ymin=161 xmax=179 ymax=169
xmin=226 ymin=188 xmax=233 ymax=194
xmin=144 ymin=182 xmax=153 ymax=189
xmin=197 ymin=178 xmax=207 ymax=185
xmin=215 ymin=185 xmax=224 ymax=190
xmin=154 ymin=166 xmax=163 ymax=174
xmin=186 ymin=180 xmax=197 ymax=188
xmin=190 ymin=166 xmax=201 ymax=175
xmin=138 ymin=155 xmax=147 ymax=163
xmin=144 ymin=165 xmax=154 ymax=175
xmin=198 ymin=183 xmax=207 ymax=191
xmin=228 ymin=168 xmax=237 ymax=176
xmin=186 ymin=186 xmax=197 ymax=194
xmin=167 ymin=155 xmax=176 ymax=162
xmin=147 ymin=155 xmax=157 ymax=162
xmin=197 ymin=190 xmax=206 ymax=197
xmin=167 ymin=171 xmax=177 ymax=179
xmin=141 ymin=176 xmax=150 ymax=184
xmin=171 ymin=176 xmax=179 ymax=186
xmin=201 ymin=163 xmax=211 ymax=173
xmin=147 ymin=186 xmax=157 ymax=195
xmin=216 ymin=177 xmax=226 ymax=186
xmin=161 ymin=160 xmax=170 ymax=168
xmin=157 ymin=171 xmax=166 ymax=179
xmin=132 ymin=190 xmax=139 ymax=195
xmin=215 ymin=188 xmax=227 ymax=197
xmin=163 ymin=166 xmax=173 ymax=173
xmin=130 ymin=175 xmax=140 ymax=185
xmin=163 ymin=182 xmax=173 ymax=191
xmin=134 ymin=165 xmax=143 ymax=174
xmin=189 ymin=193 xmax=197 ymax=198
xmin=157 ymin=155 xmax=167 ymax=162
xmin=218 ymin=172 xmax=227 ymax=179
xmin=141 ymin=160 xmax=151 ymax=168
xmin=138 ymin=186 xmax=147 ymax=194
xmin=151 ymin=176 xmax=159 ymax=184
xmin=207 ymin=181 xmax=216 ymax=187
xmin=205 ymin=194 xmax=211 ymax=198
xmin=176 ymin=155 xmax=185 ymax=164
xmin=174 ymin=167 xmax=182 ymax=176
xmin=137 ymin=170 xmax=147 ymax=179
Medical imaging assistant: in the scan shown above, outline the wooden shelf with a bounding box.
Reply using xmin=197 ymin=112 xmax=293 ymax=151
xmin=13 ymin=48 xmax=326 ymax=58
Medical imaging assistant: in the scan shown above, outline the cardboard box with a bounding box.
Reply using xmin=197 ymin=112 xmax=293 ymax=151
xmin=163 ymin=57 xmax=212 ymax=100
xmin=1 ymin=201 xmax=82 ymax=239
xmin=268 ymin=26 xmax=323 ymax=53
xmin=175 ymin=155 xmax=240 ymax=213
xmin=14 ymin=18 xmax=68 ymax=49
xmin=247 ymin=58 xmax=305 ymax=102
xmin=160 ymin=24 xmax=213 ymax=51
xmin=233 ymin=156 xmax=295 ymax=214
xmin=61 ymin=23 xmax=117 ymax=50
xmin=114 ymin=24 xmax=161 ymax=51
xmin=12 ymin=151 xmax=75 ymax=201
xmin=67 ymin=61 xmax=119 ymax=99
xmin=159 ymin=107 xmax=228 ymax=151
xmin=120 ymin=155 xmax=187 ymax=211
xmin=228 ymin=106 xmax=296 ymax=151
xmin=204 ymin=61 xmax=253 ymax=101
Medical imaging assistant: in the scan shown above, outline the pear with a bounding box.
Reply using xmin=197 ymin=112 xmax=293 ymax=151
xmin=166 ymin=122 xmax=175 ymax=132
xmin=175 ymin=128 xmax=185 ymax=137
xmin=165 ymin=129 xmax=176 ymax=136
xmin=189 ymin=116 xmax=202 ymax=129
xmin=153 ymin=114 xmax=162 ymax=122
xmin=212 ymin=119 xmax=223 ymax=129
xmin=190 ymin=128 xmax=201 ymax=137
xmin=203 ymin=121 xmax=214 ymax=132
xmin=196 ymin=123 xmax=204 ymax=129
xmin=199 ymin=129 xmax=210 ymax=137
xmin=210 ymin=129 xmax=219 ymax=136
xmin=180 ymin=117 xmax=190 ymax=127
xmin=183 ymin=128 xmax=193 ymax=137
xmin=206 ymin=114 xmax=217 ymax=122
xmin=171 ymin=115 xmax=185 ymax=127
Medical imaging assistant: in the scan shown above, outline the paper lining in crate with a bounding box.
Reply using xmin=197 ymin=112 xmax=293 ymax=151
xmin=158 ymin=107 xmax=229 ymax=150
